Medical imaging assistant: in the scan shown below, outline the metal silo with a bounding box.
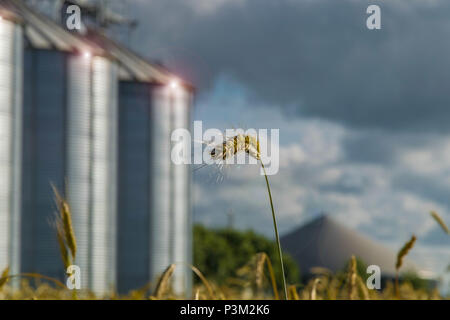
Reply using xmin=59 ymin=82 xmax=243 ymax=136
xmin=89 ymin=29 xmax=195 ymax=295
xmin=1 ymin=0 xmax=194 ymax=296
xmin=117 ymin=81 xmax=193 ymax=295
xmin=150 ymin=86 xmax=173 ymax=287
xmin=0 ymin=13 xmax=23 ymax=277
xmin=117 ymin=82 xmax=152 ymax=293
xmin=150 ymin=84 xmax=193 ymax=295
xmin=21 ymin=47 xmax=68 ymax=280
xmin=67 ymin=53 xmax=118 ymax=292
xmin=166 ymin=85 xmax=193 ymax=295
xmin=0 ymin=0 xmax=119 ymax=294
xmin=91 ymin=56 xmax=118 ymax=294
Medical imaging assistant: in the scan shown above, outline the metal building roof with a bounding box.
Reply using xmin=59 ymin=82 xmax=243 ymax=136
xmin=0 ymin=0 xmax=189 ymax=85
xmin=281 ymin=215 xmax=431 ymax=278
xmin=85 ymin=29 xmax=173 ymax=84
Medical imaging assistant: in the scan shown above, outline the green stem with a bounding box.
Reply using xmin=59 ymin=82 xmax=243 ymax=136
xmin=260 ymin=160 xmax=288 ymax=300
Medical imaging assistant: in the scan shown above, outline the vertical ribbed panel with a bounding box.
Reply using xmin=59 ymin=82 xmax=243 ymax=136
xmin=91 ymin=57 xmax=118 ymax=294
xmin=21 ymin=49 xmax=66 ymax=279
xmin=10 ymin=23 xmax=23 ymax=278
xmin=171 ymin=87 xmax=191 ymax=295
xmin=67 ymin=54 xmax=91 ymax=289
xmin=149 ymin=86 xmax=172 ymax=285
xmin=117 ymin=82 xmax=151 ymax=293
xmin=106 ymin=61 xmax=118 ymax=293
xmin=118 ymin=84 xmax=193 ymax=296
xmin=0 ymin=19 xmax=14 ymax=272
xmin=67 ymin=54 xmax=118 ymax=294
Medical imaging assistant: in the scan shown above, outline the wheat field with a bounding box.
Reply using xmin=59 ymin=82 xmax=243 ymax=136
xmin=0 ymin=185 xmax=448 ymax=300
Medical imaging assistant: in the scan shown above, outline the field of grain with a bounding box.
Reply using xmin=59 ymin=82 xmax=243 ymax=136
xmin=0 ymin=155 xmax=448 ymax=301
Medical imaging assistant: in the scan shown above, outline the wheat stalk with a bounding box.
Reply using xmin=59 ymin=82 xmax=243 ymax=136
xmin=209 ymin=133 xmax=288 ymax=299
xmin=0 ymin=267 xmax=9 ymax=290
xmin=288 ymin=285 xmax=300 ymax=300
xmin=209 ymin=134 xmax=260 ymax=162
xmin=395 ymin=234 xmax=416 ymax=299
xmin=55 ymin=222 xmax=70 ymax=269
xmin=189 ymin=265 xmax=216 ymax=300
xmin=348 ymin=255 xmax=357 ymax=300
xmin=356 ymin=275 xmax=370 ymax=300
xmin=254 ymin=252 xmax=280 ymax=300
xmin=254 ymin=253 xmax=266 ymax=289
xmin=396 ymin=235 xmax=416 ymax=270
xmin=153 ymin=264 xmax=176 ymax=299
xmin=52 ymin=184 xmax=77 ymax=260
xmin=310 ymin=278 xmax=321 ymax=300
xmin=430 ymin=211 xmax=449 ymax=234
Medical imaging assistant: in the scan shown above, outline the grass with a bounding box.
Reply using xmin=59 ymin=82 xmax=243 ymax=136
xmin=0 ymin=256 xmax=445 ymax=300
xmin=208 ymin=133 xmax=288 ymax=299
xmin=395 ymin=235 xmax=417 ymax=298
xmin=0 ymin=176 xmax=449 ymax=300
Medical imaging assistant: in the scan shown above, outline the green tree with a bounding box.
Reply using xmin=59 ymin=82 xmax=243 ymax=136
xmin=401 ymin=271 xmax=429 ymax=291
xmin=193 ymin=224 xmax=300 ymax=286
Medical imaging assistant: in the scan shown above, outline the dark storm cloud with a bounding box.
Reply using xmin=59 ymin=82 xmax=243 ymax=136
xmin=132 ymin=0 xmax=450 ymax=132
xmin=342 ymin=131 xmax=444 ymax=164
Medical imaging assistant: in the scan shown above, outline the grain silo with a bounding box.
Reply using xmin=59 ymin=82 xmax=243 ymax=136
xmin=0 ymin=0 xmax=194 ymax=296
xmin=0 ymin=6 xmax=23 ymax=278
xmin=0 ymin=0 xmax=118 ymax=293
xmin=85 ymin=30 xmax=194 ymax=295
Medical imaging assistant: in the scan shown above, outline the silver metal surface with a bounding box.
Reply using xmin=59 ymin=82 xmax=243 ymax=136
xmin=67 ymin=54 xmax=118 ymax=293
xmin=149 ymin=86 xmax=173 ymax=287
xmin=117 ymin=82 xmax=151 ymax=293
xmin=90 ymin=56 xmax=118 ymax=294
xmin=0 ymin=0 xmax=194 ymax=296
xmin=170 ymin=87 xmax=192 ymax=295
xmin=67 ymin=53 xmax=92 ymax=289
xmin=0 ymin=18 xmax=23 ymax=276
xmin=21 ymin=48 xmax=66 ymax=279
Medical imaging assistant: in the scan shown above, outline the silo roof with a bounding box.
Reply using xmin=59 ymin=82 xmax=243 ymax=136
xmin=281 ymin=215 xmax=431 ymax=278
xmin=0 ymin=0 xmax=191 ymax=87
xmin=85 ymin=29 xmax=176 ymax=84
xmin=0 ymin=0 xmax=105 ymax=54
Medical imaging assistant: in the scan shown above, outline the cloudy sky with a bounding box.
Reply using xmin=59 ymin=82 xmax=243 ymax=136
xmin=127 ymin=0 xmax=450 ymax=277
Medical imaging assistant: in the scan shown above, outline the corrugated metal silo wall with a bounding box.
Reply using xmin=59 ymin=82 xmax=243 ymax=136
xmin=21 ymin=48 xmax=67 ymax=279
xmin=166 ymin=86 xmax=192 ymax=295
xmin=149 ymin=86 xmax=173 ymax=289
xmin=66 ymin=54 xmax=92 ymax=289
xmin=117 ymin=83 xmax=192 ymax=295
xmin=67 ymin=54 xmax=118 ymax=293
xmin=0 ymin=18 xmax=23 ymax=276
xmin=91 ymin=57 xmax=118 ymax=294
xmin=21 ymin=51 xmax=118 ymax=293
xmin=117 ymin=82 xmax=151 ymax=293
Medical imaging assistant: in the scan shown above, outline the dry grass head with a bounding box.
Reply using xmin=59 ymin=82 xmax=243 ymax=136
xmin=209 ymin=133 xmax=261 ymax=163
xmin=153 ymin=264 xmax=176 ymax=299
xmin=0 ymin=267 xmax=9 ymax=290
xmin=310 ymin=278 xmax=321 ymax=300
xmin=237 ymin=252 xmax=279 ymax=300
xmin=194 ymin=289 xmax=200 ymax=300
xmin=430 ymin=211 xmax=449 ymax=235
xmin=51 ymin=184 xmax=77 ymax=271
xmin=55 ymin=222 xmax=70 ymax=269
xmin=396 ymin=235 xmax=417 ymax=271
xmin=288 ymin=285 xmax=300 ymax=300
xmin=356 ymin=276 xmax=370 ymax=300
xmin=348 ymin=255 xmax=357 ymax=300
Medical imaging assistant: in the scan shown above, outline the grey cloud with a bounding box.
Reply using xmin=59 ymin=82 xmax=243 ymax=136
xmin=342 ymin=131 xmax=443 ymax=164
xmin=131 ymin=0 xmax=450 ymax=132
xmin=420 ymin=225 xmax=450 ymax=246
